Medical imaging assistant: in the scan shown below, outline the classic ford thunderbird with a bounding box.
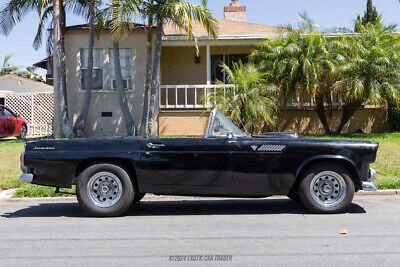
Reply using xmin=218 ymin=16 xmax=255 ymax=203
xmin=19 ymin=108 xmax=378 ymax=216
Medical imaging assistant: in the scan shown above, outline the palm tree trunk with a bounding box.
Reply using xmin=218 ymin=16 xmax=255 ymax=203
xmin=335 ymin=101 xmax=362 ymax=134
xmin=139 ymin=17 xmax=153 ymax=137
xmin=73 ymin=0 xmax=95 ymax=137
xmin=113 ymin=41 xmax=136 ymax=136
xmin=315 ymin=94 xmax=333 ymax=134
xmin=58 ymin=0 xmax=73 ymax=137
xmin=53 ymin=0 xmax=73 ymax=138
xmin=148 ymin=18 xmax=163 ymax=134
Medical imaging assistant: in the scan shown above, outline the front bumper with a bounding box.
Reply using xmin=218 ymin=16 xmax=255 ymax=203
xmin=362 ymin=168 xmax=378 ymax=191
xmin=19 ymin=173 xmax=33 ymax=183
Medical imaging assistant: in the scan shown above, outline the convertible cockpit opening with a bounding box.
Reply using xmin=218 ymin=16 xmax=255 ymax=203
xmin=203 ymin=108 xmax=246 ymax=138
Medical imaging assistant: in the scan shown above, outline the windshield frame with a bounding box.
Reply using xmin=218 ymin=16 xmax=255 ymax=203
xmin=203 ymin=108 xmax=246 ymax=138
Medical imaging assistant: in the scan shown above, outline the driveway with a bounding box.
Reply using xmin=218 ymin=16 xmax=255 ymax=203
xmin=0 ymin=195 xmax=399 ymax=266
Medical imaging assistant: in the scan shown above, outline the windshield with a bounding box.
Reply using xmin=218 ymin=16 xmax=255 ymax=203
xmin=208 ymin=110 xmax=245 ymax=137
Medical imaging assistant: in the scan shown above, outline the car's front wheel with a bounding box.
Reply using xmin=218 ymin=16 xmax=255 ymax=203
xmin=18 ymin=125 xmax=27 ymax=139
xmin=298 ymin=163 xmax=355 ymax=214
xmin=76 ymin=163 xmax=135 ymax=217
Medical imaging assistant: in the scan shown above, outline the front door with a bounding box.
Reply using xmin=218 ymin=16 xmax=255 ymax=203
xmin=139 ymin=138 xmax=199 ymax=186
xmin=139 ymin=137 xmax=233 ymax=195
xmin=2 ymin=107 xmax=17 ymax=136
xmin=0 ymin=107 xmax=13 ymax=137
xmin=192 ymin=137 xmax=232 ymax=189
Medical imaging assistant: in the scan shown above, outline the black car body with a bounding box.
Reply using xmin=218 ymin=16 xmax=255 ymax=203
xmin=19 ymin=109 xmax=379 ymax=216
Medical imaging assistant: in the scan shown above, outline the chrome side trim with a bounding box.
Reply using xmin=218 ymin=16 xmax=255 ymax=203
xmin=19 ymin=173 xmax=33 ymax=183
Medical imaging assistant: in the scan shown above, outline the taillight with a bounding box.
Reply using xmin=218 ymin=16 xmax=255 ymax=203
xmin=20 ymin=152 xmax=24 ymax=163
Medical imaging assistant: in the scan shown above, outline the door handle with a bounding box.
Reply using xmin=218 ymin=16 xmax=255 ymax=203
xmin=147 ymin=143 xmax=165 ymax=149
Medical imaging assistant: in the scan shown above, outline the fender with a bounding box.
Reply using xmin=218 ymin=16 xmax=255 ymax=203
xmin=295 ymin=155 xmax=359 ymax=180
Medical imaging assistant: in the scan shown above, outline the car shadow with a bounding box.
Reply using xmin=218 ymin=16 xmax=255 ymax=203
xmin=1 ymin=198 xmax=366 ymax=218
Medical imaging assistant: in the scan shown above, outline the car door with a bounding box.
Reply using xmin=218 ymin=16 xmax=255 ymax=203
xmin=0 ymin=107 xmax=6 ymax=137
xmin=139 ymin=137 xmax=200 ymax=186
xmin=2 ymin=107 xmax=17 ymax=136
xmin=192 ymin=137 xmax=233 ymax=189
xmin=230 ymin=137 xmax=296 ymax=196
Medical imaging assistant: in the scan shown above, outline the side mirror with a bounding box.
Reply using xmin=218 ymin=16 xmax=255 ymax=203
xmin=227 ymin=131 xmax=235 ymax=140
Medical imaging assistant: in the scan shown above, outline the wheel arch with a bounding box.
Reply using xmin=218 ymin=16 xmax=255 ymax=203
xmin=291 ymin=156 xmax=361 ymax=193
xmin=73 ymin=158 xmax=140 ymax=192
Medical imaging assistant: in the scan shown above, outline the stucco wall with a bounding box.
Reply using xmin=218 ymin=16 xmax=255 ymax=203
xmin=65 ymin=30 xmax=150 ymax=136
xmin=158 ymin=108 xmax=391 ymax=136
xmin=161 ymin=45 xmax=255 ymax=85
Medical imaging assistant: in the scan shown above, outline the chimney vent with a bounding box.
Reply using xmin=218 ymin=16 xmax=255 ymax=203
xmin=224 ymin=0 xmax=246 ymax=22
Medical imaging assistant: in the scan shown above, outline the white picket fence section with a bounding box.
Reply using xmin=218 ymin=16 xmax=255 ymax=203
xmin=4 ymin=92 xmax=53 ymax=137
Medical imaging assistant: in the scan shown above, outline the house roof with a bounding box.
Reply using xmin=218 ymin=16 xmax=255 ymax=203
xmin=0 ymin=74 xmax=53 ymax=92
xmin=64 ymin=19 xmax=283 ymax=39
xmin=64 ymin=22 xmax=150 ymax=32
xmin=33 ymin=56 xmax=52 ymax=69
xmin=163 ymin=18 xmax=283 ymax=38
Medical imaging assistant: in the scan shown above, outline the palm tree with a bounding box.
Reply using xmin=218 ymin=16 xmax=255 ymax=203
xmin=336 ymin=19 xmax=400 ymax=134
xmin=253 ymin=30 xmax=344 ymax=134
xmin=73 ymin=0 xmax=98 ymax=137
xmin=0 ymin=53 xmax=19 ymax=75
xmin=205 ymin=62 xmax=279 ymax=134
xmin=107 ymin=0 xmax=139 ymax=136
xmin=143 ymin=0 xmax=218 ymax=136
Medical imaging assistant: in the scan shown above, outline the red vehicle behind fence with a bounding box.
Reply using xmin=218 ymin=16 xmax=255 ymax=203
xmin=0 ymin=105 xmax=27 ymax=139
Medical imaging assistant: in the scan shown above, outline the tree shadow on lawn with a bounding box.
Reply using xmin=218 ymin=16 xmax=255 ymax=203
xmin=1 ymin=198 xmax=366 ymax=218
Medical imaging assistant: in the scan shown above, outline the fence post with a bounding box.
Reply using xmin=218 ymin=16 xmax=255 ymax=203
xmin=31 ymin=94 xmax=35 ymax=125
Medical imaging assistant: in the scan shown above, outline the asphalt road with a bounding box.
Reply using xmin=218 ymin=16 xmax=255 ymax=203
xmin=0 ymin=195 xmax=399 ymax=266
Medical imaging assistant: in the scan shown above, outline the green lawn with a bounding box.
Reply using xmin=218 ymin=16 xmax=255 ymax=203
xmin=304 ymin=133 xmax=400 ymax=189
xmin=0 ymin=133 xmax=399 ymax=197
xmin=0 ymin=138 xmax=74 ymax=197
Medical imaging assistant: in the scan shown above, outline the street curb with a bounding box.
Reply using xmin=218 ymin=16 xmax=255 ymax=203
xmin=0 ymin=189 xmax=17 ymax=200
xmin=355 ymin=190 xmax=399 ymax=195
xmin=0 ymin=190 xmax=398 ymax=203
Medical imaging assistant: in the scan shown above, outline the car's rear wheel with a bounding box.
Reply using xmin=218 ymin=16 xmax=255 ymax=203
xmin=76 ymin=163 xmax=135 ymax=217
xmin=298 ymin=163 xmax=355 ymax=214
xmin=18 ymin=125 xmax=27 ymax=139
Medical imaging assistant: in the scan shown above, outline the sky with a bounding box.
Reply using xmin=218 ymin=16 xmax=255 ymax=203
xmin=0 ymin=0 xmax=400 ymax=75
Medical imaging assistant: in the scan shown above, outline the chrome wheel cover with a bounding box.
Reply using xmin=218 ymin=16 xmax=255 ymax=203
xmin=20 ymin=126 xmax=26 ymax=138
xmin=86 ymin=172 xmax=123 ymax=208
xmin=310 ymin=171 xmax=347 ymax=208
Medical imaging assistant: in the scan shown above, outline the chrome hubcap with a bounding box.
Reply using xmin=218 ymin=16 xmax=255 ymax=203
xmin=86 ymin=172 xmax=122 ymax=208
xmin=310 ymin=171 xmax=347 ymax=208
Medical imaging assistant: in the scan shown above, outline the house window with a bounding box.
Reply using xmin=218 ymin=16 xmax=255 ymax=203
xmin=211 ymin=54 xmax=248 ymax=83
xmin=0 ymin=98 xmax=4 ymax=105
xmin=80 ymin=48 xmax=104 ymax=90
xmin=109 ymin=48 xmax=133 ymax=90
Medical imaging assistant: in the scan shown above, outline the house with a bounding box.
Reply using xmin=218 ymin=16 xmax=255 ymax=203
xmin=0 ymin=73 xmax=53 ymax=104
xmin=36 ymin=0 xmax=390 ymax=136
xmin=0 ymin=73 xmax=54 ymax=136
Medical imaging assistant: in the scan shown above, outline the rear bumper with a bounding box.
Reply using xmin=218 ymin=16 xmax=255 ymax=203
xmin=19 ymin=173 xmax=33 ymax=183
xmin=362 ymin=168 xmax=378 ymax=191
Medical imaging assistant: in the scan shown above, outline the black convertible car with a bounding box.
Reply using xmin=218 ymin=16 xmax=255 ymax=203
xmin=19 ymin=108 xmax=378 ymax=216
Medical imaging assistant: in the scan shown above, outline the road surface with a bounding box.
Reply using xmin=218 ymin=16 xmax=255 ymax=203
xmin=0 ymin=195 xmax=399 ymax=266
